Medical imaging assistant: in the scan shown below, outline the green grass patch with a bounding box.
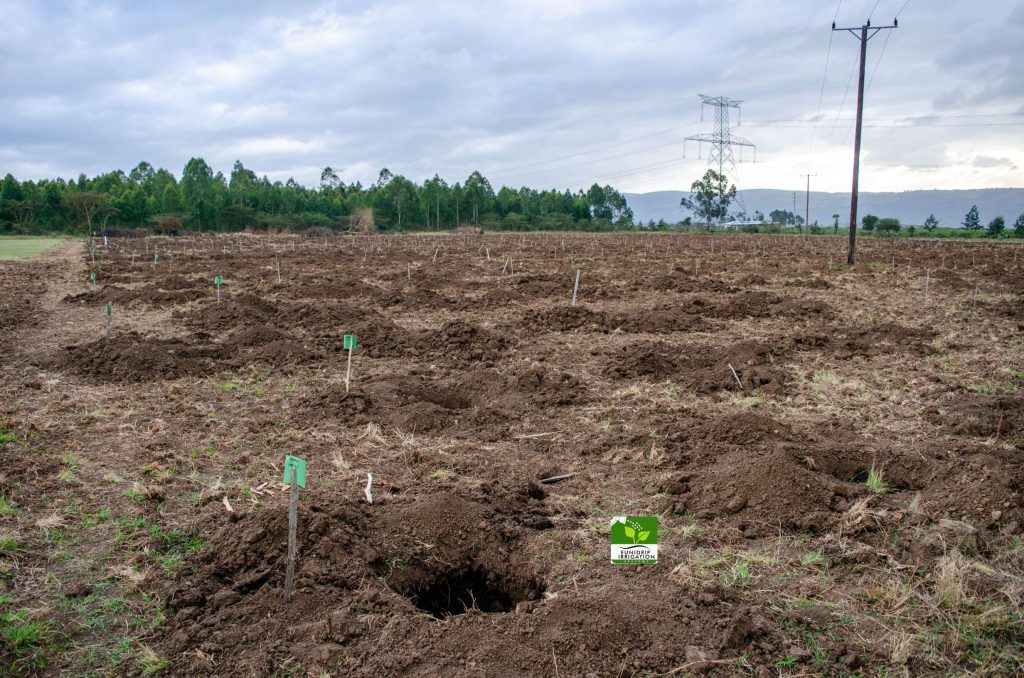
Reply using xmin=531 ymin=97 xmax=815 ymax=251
xmin=0 ymin=236 xmax=66 ymax=260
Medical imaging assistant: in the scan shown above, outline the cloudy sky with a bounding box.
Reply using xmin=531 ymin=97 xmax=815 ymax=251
xmin=1 ymin=0 xmax=1022 ymax=194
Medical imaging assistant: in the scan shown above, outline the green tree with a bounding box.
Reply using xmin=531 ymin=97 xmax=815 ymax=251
xmin=987 ymin=216 xmax=1005 ymax=237
xmin=962 ymin=205 xmax=980 ymax=230
xmin=832 ymin=213 xmax=840 ymax=233
xmin=384 ymin=175 xmax=417 ymax=230
xmin=64 ymin=192 xmax=109 ymax=232
xmin=923 ymin=214 xmax=939 ymax=231
xmin=180 ymin=157 xmax=217 ymax=229
xmin=464 ymin=171 xmax=493 ymax=226
xmin=1014 ymin=213 xmax=1024 ymax=238
xmin=861 ymin=214 xmax=879 ymax=232
xmin=680 ymin=169 xmax=736 ymax=227
xmin=876 ymin=217 xmax=901 ymax=235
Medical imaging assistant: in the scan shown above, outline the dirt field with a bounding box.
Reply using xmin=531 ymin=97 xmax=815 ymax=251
xmin=1 ymin=232 xmax=1022 ymax=676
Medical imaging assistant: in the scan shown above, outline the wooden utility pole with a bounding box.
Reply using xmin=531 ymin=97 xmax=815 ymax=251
xmin=834 ymin=19 xmax=897 ymax=264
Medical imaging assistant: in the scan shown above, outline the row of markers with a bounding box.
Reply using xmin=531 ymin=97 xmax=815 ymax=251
xmin=85 ymin=266 xmax=363 ymax=604
xmin=87 ymin=273 xmax=360 ymax=390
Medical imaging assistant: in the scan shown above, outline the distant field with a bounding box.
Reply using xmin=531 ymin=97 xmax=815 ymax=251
xmin=0 ymin=236 xmax=66 ymax=259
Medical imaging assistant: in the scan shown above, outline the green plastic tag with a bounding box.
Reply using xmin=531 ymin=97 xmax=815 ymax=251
xmin=90 ymin=272 xmax=97 ymax=281
xmin=105 ymin=303 xmax=111 ymax=316
xmin=343 ymin=335 xmax=357 ymax=350
xmin=282 ymin=455 xmax=307 ymax=488
xmin=214 ymin=275 xmax=223 ymax=286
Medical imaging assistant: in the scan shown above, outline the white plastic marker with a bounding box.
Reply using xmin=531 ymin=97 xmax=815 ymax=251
xmin=571 ymin=268 xmax=581 ymax=306
xmin=364 ymin=473 xmax=373 ymax=503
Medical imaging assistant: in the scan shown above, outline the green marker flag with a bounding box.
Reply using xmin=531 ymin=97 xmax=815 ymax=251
xmin=282 ymin=455 xmax=307 ymax=488
xmin=343 ymin=335 xmax=357 ymax=350
xmin=105 ymin=302 xmax=111 ymax=316
xmin=90 ymin=272 xmax=97 ymax=282
xmin=214 ymin=275 xmax=223 ymax=286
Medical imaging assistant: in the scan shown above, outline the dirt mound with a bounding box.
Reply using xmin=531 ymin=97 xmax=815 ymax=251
xmin=926 ymin=393 xmax=1024 ymax=443
xmin=47 ymin=332 xmax=227 ymax=382
xmin=511 ymin=273 xmax=568 ymax=298
xmin=381 ymin=286 xmax=460 ymax=310
xmin=602 ymin=341 xmax=681 ymax=379
xmin=659 ymin=413 xmax=867 ymax=535
xmin=423 ymin=320 xmax=510 ymax=362
xmin=297 ymin=364 xmax=585 ymax=435
xmin=635 ymin=272 xmax=735 ymax=293
xmin=176 ymin=293 xmax=279 ymax=331
xmin=65 ymin=281 xmax=208 ymax=307
xmin=157 ymin=493 xmax=543 ymax=673
xmin=789 ymin=323 xmax=935 ymax=359
xmin=281 ymin=303 xmax=411 ymax=357
xmin=519 ymin=306 xmax=608 ymax=333
xmin=784 ymin=276 xmax=832 ymax=289
xmin=603 ymin=339 xmax=786 ymax=393
xmin=611 ymin=304 xmax=707 ymax=333
xmin=682 ymin=292 xmax=831 ymax=319
xmin=225 ymin=326 xmax=290 ymax=347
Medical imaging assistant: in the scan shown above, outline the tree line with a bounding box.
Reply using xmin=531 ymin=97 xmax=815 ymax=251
xmin=0 ymin=159 xmax=635 ymax=234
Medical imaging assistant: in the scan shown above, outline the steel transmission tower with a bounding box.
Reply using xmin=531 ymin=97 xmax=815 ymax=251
xmin=684 ymin=95 xmax=756 ymax=219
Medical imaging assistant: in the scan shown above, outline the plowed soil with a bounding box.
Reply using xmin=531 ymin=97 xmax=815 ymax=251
xmin=1 ymin=232 xmax=1022 ymax=676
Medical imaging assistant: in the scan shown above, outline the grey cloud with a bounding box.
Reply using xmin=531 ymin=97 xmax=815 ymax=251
xmin=1 ymin=0 xmax=1022 ymax=192
xmin=973 ymin=156 xmax=1017 ymax=169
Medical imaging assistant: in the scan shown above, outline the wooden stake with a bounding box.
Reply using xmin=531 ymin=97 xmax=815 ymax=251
xmin=924 ymin=268 xmax=930 ymax=296
xmin=345 ymin=344 xmax=353 ymax=393
xmin=284 ymin=466 xmax=298 ymax=603
xmin=276 ymin=256 xmax=282 ymax=284
xmin=571 ymin=268 xmax=580 ymax=306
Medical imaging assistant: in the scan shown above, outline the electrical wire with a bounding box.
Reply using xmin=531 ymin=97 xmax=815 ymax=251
xmin=482 ymin=124 xmax=692 ymax=175
xmin=809 ymin=0 xmax=844 ymax=156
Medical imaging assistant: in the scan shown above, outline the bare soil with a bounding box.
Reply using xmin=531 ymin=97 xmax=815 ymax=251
xmin=1 ymin=232 xmax=1022 ymax=676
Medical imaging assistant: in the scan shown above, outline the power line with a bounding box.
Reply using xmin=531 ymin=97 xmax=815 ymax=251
xmin=809 ymin=0 xmax=845 ymax=156
xmin=824 ymin=58 xmax=860 ymax=147
xmin=490 ymin=140 xmax=686 ymax=182
xmin=482 ymin=124 xmax=692 ymax=175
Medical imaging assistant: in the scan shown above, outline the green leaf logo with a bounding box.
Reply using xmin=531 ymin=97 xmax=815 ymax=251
xmin=638 ymin=531 xmax=650 ymax=541
xmin=624 ymin=526 xmax=635 ymax=539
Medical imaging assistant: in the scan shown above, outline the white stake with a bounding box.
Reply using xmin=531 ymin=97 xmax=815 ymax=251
xmin=728 ymin=363 xmax=743 ymax=390
xmin=571 ymin=268 xmax=580 ymax=306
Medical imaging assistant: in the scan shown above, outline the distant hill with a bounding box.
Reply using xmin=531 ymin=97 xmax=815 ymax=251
xmin=624 ymin=188 xmax=1024 ymax=228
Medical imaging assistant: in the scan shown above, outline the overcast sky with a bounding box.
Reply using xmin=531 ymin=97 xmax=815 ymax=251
xmin=1 ymin=0 xmax=1022 ymax=194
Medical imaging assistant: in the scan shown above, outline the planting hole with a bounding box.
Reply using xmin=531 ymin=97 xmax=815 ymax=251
xmin=406 ymin=565 xmax=542 ymax=618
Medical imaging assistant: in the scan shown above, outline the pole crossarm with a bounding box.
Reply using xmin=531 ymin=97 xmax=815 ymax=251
xmin=684 ymin=133 xmax=756 ymax=147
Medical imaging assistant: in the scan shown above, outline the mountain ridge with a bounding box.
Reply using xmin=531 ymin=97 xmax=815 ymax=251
xmin=624 ymin=188 xmax=1024 ymax=227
